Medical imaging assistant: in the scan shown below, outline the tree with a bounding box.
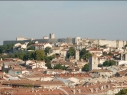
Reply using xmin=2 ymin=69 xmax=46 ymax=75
xmin=27 ymin=46 xmax=35 ymax=50
xmin=27 ymin=41 xmax=34 ymax=46
xmin=18 ymin=51 xmax=26 ymax=60
xmin=82 ymin=64 xmax=89 ymax=71
xmin=80 ymin=48 xmax=88 ymax=58
xmin=115 ymin=89 xmax=127 ymax=95
xmin=66 ymin=47 xmax=75 ymax=58
xmin=27 ymin=51 xmax=35 ymax=60
xmin=103 ymin=60 xmax=116 ymax=67
xmin=80 ymin=48 xmax=92 ymax=60
xmin=107 ymin=52 xmax=113 ymax=56
xmin=35 ymin=50 xmax=45 ymax=60
xmin=44 ymin=47 xmax=51 ymax=55
xmin=0 ymin=44 xmax=14 ymax=53
xmin=45 ymin=55 xmax=55 ymax=69
xmin=53 ymin=64 xmax=67 ymax=70
xmin=103 ymin=52 xmax=107 ymax=56
xmin=82 ymin=53 xmax=92 ymax=60
xmin=125 ymin=44 xmax=127 ymax=48
xmin=45 ymin=63 xmax=52 ymax=69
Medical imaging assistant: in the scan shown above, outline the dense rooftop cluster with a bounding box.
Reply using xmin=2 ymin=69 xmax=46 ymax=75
xmin=1 ymin=36 xmax=127 ymax=95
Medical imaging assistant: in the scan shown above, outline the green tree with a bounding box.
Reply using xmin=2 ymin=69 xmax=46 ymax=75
xmin=45 ymin=63 xmax=52 ymax=69
xmin=27 ymin=51 xmax=35 ymax=60
xmin=14 ymin=52 xmax=19 ymax=58
xmin=107 ymin=52 xmax=113 ymax=56
xmin=18 ymin=51 xmax=26 ymax=60
xmin=0 ymin=44 xmax=14 ymax=53
xmin=45 ymin=55 xmax=55 ymax=69
xmin=103 ymin=60 xmax=116 ymax=67
xmin=124 ymin=44 xmax=127 ymax=48
xmin=35 ymin=50 xmax=45 ymax=60
xmin=80 ymin=48 xmax=88 ymax=58
xmin=115 ymin=89 xmax=127 ymax=95
xmin=53 ymin=64 xmax=67 ymax=70
xmin=80 ymin=48 xmax=92 ymax=60
xmin=27 ymin=46 xmax=35 ymax=50
xmin=44 ymin=47 xmax=51 ymax=55
xmin=66 ymin=47 xmax=75 ymax=58
xmin=82 ymin=53 xmax=92 ymax=60
xmin=82 ymin=64 xmax=89 ymax=71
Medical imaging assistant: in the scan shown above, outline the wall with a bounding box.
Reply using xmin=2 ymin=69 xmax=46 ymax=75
xmin=93 ymin=39 xmax=127 ymax=48
xmin=98 ymin=40 xmax=116 ymax=47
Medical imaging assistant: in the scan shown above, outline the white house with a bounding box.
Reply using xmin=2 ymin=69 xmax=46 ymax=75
xmin=13 ymin=42 xmax=29 ymax=50
xmin=34 ymin=43 xmax=52 ymax=50
xmin=26 ymin=60 xmax=47 ymax=69
xmin=60 ymin=49 xmax=67 ymax=57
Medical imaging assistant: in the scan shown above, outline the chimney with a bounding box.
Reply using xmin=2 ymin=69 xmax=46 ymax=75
xmin=103 ymin=85 xmax=106 ymax=89
xmin=101 ymin=86 xmax=103 ymax=90
xmin=95 ymin=88 xmax=98 ymax=92
xmin=108 ymin=85 xmax=110 ymax=89
xmin=90 ymin=88 xmax=93 ymax=93
xmin=78 ymin=89 xmax=81 ymax=93
xmin=73 ymin=89 xmax=75 ymax=94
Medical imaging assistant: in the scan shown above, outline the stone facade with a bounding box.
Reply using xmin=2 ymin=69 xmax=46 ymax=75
xmin=89 ymin=55 xmax=99 ymax=71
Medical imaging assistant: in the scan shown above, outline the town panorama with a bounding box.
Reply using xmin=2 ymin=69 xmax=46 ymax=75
xmin=0 ymin=33 xmax=127 ymax=95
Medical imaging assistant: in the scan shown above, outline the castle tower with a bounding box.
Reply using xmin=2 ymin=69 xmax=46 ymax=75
xmin=89 ymin=54 xmax=98 ymax=71
xmin=49 ymin=33 xmax=55 ymax=39
xmin=75 ymin=50 xmax=79 ymax=61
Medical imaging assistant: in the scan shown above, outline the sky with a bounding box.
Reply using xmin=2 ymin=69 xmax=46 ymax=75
xmin=0 ymin=1 xmax=127 ymax=45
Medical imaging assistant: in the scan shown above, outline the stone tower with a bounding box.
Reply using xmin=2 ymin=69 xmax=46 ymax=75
xmin=89 ymin=55 xmax=98 ymax=71
xmin=75 ymin=50 xmax=79 ymax=61
xmin=49 ymin=33 xmax=55 ymax=39
xmin=124 ymin=53 xmax=127 ymax=61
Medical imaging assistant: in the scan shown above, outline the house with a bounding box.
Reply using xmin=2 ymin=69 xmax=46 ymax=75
xmin=34 ymin=43 xmax=52 ymax=50
xmin=76 ymin=60 xmax=88 ymax=69
xmin=2 ymin=61 xmax=21 ymax=73
xmin=8 ymin=69 xmax=29 ymax=76
xmin=89 ymin=48 xmax=103 ymax=57
xmin=66 ymin=65 xmax=80 ymax=73
xmin=8 ymin=64 xmax=27 ymax=76
xmin=0 ymin=88 xmax=65 ymax=95
xmin=2 ymin=80 xmax=65 ymax=89
xmin=60 ymin=49 xmax=67 ymax=57
xmin=44 ymin=69 xmax=68 ymax=74
xmin=74 ymin=44 xmax=87 ymax=50
xmin=13 ymin=42 xmax=28 ymax=52
xmin=115 ymin=69 xmax=127 ymax=77
xmin=61 ymin=82 xmax=118 ymax=95
xmin=26 ymin=61 xmax=47 ymax=69
xmin=89 ymin=69 xmax=113 ymax=78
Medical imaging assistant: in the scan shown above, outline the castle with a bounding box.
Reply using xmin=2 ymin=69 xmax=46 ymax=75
xmin=3 ymin=33 xmax=127 ymax=49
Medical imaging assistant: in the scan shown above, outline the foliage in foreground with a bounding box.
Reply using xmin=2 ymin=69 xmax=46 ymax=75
xmin=115 ymin=89 xmax=127 ymax=95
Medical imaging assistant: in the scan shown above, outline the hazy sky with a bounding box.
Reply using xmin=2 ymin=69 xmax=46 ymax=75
xmin=0 ymin=1 xmax=127 ymax=45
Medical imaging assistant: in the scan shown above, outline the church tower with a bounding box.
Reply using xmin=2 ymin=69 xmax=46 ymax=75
xmin=89 ymin=54 xmax=98 ymax=71
xmin=75 ymin=50 xmax=79 ymax=61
